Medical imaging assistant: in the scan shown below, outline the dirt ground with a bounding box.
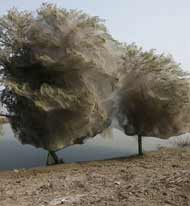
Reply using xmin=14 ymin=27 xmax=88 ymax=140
xmin=0 ymin=148 xmax=190 ymax=206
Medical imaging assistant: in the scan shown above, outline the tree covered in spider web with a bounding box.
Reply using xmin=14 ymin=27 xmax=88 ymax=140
xmin=0 ymin=3 xmax=122 ymax=150
xmin=117 ymin=43 xmax=190 ymax=138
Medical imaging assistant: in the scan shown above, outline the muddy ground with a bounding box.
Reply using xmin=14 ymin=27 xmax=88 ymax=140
xmin=0 ymin=148 xmax=190 ymax=206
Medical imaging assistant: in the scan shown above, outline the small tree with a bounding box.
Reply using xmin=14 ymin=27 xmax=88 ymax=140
xmin=117 ymin=44 xmax=190 ymax=154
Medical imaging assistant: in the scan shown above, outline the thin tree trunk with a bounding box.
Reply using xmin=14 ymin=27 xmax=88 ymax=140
xmin=138 ymin=134 xmax=143 ymax=156
xmin=47 ymin=150 xmax=60 ymax=165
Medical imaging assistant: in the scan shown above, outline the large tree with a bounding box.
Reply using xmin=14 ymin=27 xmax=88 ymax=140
xmin=0 ymin=4 xmax=122 ymax=151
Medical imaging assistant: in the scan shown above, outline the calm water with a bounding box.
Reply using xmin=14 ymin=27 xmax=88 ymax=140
xmin=0 ymin=124 xmax=175 ymax=171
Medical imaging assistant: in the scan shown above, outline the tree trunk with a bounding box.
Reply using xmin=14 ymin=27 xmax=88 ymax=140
xmin=138 ymin=134 xmax=143 ymax=156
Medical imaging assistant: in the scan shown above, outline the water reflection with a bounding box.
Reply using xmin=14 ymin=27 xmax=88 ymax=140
xmin=0 ymin=124 xmax=46 ymax=170
xmin=0 ymin=124 xmax=176 ymax=170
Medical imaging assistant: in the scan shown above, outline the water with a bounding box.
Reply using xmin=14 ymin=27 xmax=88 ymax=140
xmin=0 ymin=123 xmax=179 ymax=171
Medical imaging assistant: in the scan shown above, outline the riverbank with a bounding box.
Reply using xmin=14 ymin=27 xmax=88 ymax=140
xmin=0 ymin=147 xmax=190 ymax=206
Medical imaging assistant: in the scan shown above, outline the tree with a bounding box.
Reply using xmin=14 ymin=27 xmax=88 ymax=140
xmin=116 ymin=44 xmax=190 ymax=154
xmin=0 ymin=3 xmax=121 ymax=152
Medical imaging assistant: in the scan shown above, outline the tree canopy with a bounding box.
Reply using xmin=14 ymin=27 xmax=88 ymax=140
xmin=117 ymin=44 xmax=190 ymax=138
xmin=0 ymin=3 xmax=122 ymax=150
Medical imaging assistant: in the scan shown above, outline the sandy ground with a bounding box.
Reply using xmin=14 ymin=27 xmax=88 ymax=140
xmin=0 ymin=148 xmax=190 ymax=206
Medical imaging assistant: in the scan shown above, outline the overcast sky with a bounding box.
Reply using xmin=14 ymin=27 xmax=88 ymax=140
xmin=0 ymin=0 xmax=190 ymax=70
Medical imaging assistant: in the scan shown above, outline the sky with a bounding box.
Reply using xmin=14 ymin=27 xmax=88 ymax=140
xmin=0 ymin=0 xmax=190 ymax=70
